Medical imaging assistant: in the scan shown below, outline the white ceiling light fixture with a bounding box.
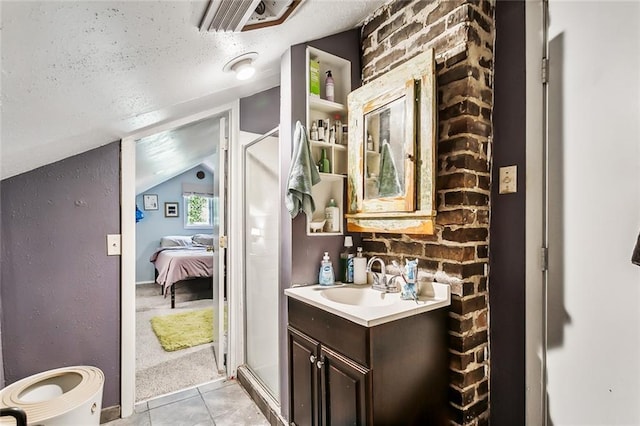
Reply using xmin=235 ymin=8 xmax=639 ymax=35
xmin=223 ymin=52 xmax=258 ymax=81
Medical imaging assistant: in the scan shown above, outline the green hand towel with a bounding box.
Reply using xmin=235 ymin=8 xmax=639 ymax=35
xmin=286 ymin=121 xmax=321 ymax=218
xmin=378 ymin=140 xmax=401 ymax=197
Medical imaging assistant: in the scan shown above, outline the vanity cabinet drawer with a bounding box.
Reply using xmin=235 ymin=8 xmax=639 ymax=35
xmin=288 ymin=298 xmax=369 ymax=367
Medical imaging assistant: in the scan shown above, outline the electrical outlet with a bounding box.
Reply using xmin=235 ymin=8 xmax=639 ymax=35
xmin=107 ymin=234 xmax=121 ymax=256
xmin=499 ymin=165 xmax=517 ymax=194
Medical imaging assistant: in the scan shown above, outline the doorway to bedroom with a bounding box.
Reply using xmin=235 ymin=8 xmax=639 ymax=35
xmin=121 ymin=105 xmax=233 ymax=411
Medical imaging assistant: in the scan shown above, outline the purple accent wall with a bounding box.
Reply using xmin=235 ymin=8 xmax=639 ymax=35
xmin=0 ymin=183 xmax=3 ymax=387
xmin=489 ymin=1 xmax=526 ymax=424
xmin=1 ymin=142 xmax=121 ymax=407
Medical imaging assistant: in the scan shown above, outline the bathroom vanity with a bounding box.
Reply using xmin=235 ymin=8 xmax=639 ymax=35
xmin=285 ymin=284 xmax=450 ymax=426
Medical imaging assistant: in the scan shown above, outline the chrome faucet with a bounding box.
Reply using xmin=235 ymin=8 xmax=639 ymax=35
xmin=366 ymin=257 xmax=400 ymax=293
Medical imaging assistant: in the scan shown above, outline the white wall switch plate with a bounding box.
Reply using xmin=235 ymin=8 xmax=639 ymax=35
xmin=499 ymin=165 xmax=517 ymax=194
xmin=107 ymin=234 xmax=121 ymax=256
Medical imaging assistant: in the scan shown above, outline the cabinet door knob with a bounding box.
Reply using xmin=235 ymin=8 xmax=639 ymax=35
xmin=309 ymin=355 xmax=316 ymax=364
xmin=316 ymin=360 xmax=324 ymax=369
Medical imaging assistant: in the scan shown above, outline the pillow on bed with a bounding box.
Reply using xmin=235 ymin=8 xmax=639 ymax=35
xmin=192 ymin=234 xmax=214 ymax=246
xmin=160 ymin=236 xmax=193 ymax=247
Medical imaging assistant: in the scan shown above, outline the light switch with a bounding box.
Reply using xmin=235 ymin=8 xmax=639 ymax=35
xmin=107 ymin=234 xmax=121 ymax=256
xmin=499 ymin=165 xmax=517 ymax=194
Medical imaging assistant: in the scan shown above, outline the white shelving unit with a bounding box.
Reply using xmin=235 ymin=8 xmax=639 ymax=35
xmin=305 ymin=46 xmax=351 ymax=236
xmin=306 ymin=173 xmax=346 ymax=237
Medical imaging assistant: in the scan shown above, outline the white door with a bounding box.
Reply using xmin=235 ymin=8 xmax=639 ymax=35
xmin=212 ymin=116 xmax=228 ymax=373
xmin=536 ymin=2 xmax=640 ymax=424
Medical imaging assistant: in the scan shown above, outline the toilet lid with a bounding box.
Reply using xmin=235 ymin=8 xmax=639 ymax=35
xmin=0 ymin=366 xmax=104 ymax=424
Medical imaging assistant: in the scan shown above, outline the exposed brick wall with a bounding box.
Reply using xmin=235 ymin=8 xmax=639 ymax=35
xmin=360 ymin=1 xmax=495 ymax=424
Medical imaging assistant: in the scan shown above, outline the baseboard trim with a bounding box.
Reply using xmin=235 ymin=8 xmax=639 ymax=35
xmin=100 ymin=405 xmax=120 ymax=424
xmin=136 ymin=280 xmax=156 ymax=285
xmin=237 ymin=365 xmax=286 ymax=426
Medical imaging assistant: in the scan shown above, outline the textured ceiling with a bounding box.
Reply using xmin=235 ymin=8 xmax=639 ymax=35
xmin=1 ymin=0 xmax=386 ymax=180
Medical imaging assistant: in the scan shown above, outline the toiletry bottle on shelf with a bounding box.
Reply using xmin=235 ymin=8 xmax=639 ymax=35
xmin=353 ymin=247 xmax=368 ymax=285
xmin=310 ymin=121 xmax=319 ymax=141
xmin=324 ymin=198 xmax=339 ymax=232
xmin=319 ymin=149 xmax=330 ymax=173
xmin=367 ymin=133 xmax=374 ymax=151
xmin=334 ymin=115 xmax=343 ymax=145
xmin=318 ymin=252 xmax=335 ymax=286
xmin=328 ymin=127 xmax=335 ymax=144
xmin=339 ymin=236 xmax=354 ymax=283
xmin=325 ymin=70 xmax=335 ymax=102
xmin=342 ymin=124 xmax=348 ymax=146
xmin=317 ymin=119 xmax=325 ymax=141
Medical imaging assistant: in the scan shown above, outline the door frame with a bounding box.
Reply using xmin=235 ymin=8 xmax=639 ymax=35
xmin=120 ymin=100 xmax=241 ymax=417
xmin=525 ymin=1 xmax=546 ymax=424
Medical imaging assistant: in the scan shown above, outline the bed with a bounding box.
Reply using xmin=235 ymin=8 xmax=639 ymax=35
xmin=150 ymin=234 xmax=215 ymax=308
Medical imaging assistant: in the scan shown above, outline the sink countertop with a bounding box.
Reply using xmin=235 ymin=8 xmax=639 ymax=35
xmin=284 ymin=282 xmax=451 ymax=327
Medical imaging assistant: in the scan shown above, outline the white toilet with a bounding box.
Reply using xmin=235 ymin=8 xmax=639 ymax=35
xmin=0 ymin=366 xmax=104 ymax=426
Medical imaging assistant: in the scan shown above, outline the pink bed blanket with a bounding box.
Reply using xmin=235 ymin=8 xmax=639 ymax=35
xmin=150 ymin=247 xmax=214 ymax=295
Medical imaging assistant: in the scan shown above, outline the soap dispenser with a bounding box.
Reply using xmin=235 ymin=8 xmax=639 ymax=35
xmin=353 ymin=247 xmax=368 ymax=285
xmin=339 ymin=236 xmax=354 ymax=284
xmin=318 ymin=252 xmax=335 ymax=286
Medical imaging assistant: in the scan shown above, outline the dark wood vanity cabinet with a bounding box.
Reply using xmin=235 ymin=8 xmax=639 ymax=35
xmin=289 ymin=327 xmax=369 ymax=426
xmin=287 ymin=298 xmax=448 ymax=426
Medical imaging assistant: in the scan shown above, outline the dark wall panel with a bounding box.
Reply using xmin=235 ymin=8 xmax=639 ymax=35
xmin=240 ymin=85 xmax=281 ymax=134
xmin=290 ymin=28 xmax=362 ymax=285
xmin=1 ymin=142 xmax=121 ymax=407
xmin=489 ymin=1 xmax=526 ymax=424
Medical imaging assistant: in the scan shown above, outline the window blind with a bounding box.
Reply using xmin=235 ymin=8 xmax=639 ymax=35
xmin=182 ymin=183 xmax=214 ymax=197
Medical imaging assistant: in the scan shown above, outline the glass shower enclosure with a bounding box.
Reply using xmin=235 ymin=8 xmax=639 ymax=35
xmin=242 ymin=127 xmax=280 ymax=402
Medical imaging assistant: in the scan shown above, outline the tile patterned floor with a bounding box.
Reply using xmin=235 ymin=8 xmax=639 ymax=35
xmin=105 ymin=380 xmax=269 ymax=426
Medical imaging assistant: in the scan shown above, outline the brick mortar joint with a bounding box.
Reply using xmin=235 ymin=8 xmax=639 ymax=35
xmin=449 ymin=360 xmax=489 ymax=375
xmin=439 ymin=189 xmax=491 ymax=197
xmin=437 ymin=170 xmax=491 ymax=179
xmin=440 ymin=113 xmax=493 ymax=123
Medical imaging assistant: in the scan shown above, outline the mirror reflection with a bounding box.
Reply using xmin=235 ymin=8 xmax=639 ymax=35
xmin=364 ymin=96 xmax=405 ymax=199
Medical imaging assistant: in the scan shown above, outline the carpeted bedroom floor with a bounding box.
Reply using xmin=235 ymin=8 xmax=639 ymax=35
xmin=136 ymin=280 xmax=224 ymax=402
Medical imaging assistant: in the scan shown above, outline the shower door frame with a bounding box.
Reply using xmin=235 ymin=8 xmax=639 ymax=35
xmin=241 ymin=127 xmax=281 ymax=401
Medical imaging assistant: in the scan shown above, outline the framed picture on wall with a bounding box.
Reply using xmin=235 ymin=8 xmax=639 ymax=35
xmin=164 ymin=202 xmax=179 ymax=217
xmin=143 ymin=194 xmax=158 ymax=210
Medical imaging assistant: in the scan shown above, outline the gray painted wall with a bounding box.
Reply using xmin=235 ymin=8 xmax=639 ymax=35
xmin=135 ymin=165 xmax=214 ymax=283
xmin=240 ymin=86 xmax=281 ymax=135
xmin=0 ymin=142 xmax=121 ymax=407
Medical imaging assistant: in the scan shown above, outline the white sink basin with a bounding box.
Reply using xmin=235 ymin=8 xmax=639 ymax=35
xmin=284 ymin=283 xmax=451 ymax=327
xmin=320 ymin=286 xmax=398 ymax=307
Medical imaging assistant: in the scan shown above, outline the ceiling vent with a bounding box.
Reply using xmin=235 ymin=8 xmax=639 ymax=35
xmin=199 ymin=0 xmax=304 ymax=32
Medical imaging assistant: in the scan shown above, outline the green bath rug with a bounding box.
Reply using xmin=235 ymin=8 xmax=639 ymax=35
xmin=151 ymin=308 xmax=214 ymax=352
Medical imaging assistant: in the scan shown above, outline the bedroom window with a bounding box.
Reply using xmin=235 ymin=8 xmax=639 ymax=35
xmin=184 ymin=195 xmax=213 ymax=228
